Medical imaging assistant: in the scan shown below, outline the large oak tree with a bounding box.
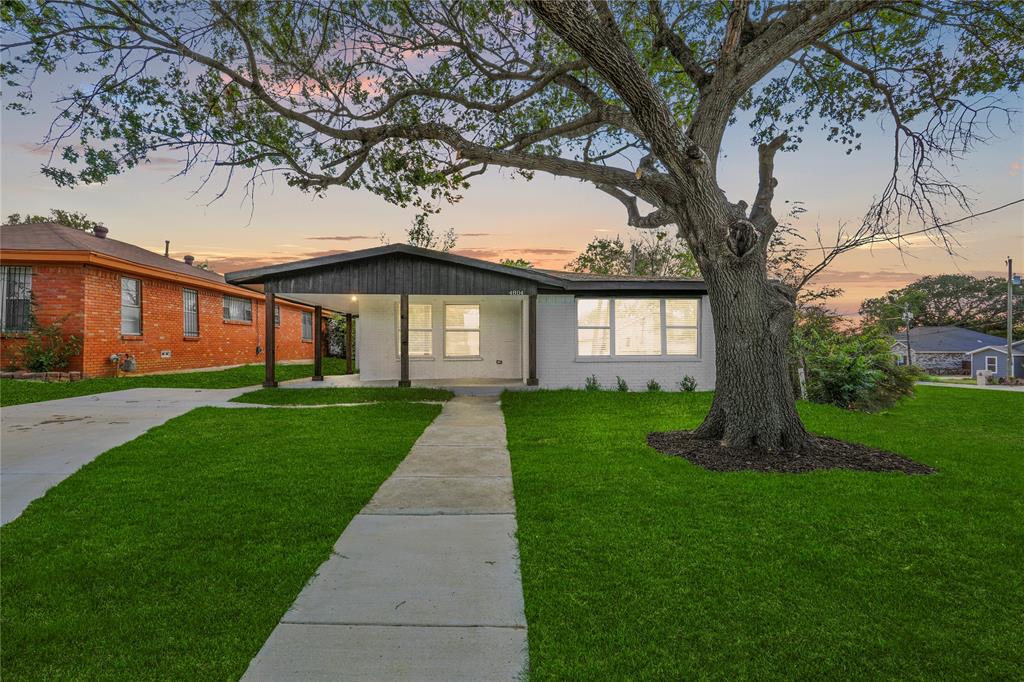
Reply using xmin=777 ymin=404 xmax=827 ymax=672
xmin=3 ymin=0 xmax=1021 ymax=452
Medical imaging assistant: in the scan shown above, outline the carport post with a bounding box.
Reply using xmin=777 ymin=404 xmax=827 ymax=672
xmin=527 ymin=294 xmax=539 ymax=386
xmin=399 ymin=293 xmax=411 ymax=387
xmin=263 ymin=291 xmax=277 ymax=387
xmin=345 ymin=313 xmax=354 ymax=374
xmin=312 ymin=305 xmax=324 ymax=381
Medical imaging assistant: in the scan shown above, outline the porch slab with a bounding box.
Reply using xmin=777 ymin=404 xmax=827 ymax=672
xmin=394 ymin=445 xmax=512 ymax=478
xmin=243 ymin=624 xmax=527 ymax=682
xmin=282 ymin=514 xmax=525 ymax=627
xmin=363 ymin=476 xmax=514 ymax=515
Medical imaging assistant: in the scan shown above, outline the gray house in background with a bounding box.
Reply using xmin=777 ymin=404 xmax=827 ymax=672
xmin=968 ymin=340 xmax=1024 ymax=380
xmin=890 ymin=326 xmax=1009 ymax=375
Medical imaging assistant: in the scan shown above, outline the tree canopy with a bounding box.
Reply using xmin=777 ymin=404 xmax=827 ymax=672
xmin=567 ymin=230 xmax=699 ymax=277
xmin=860 ymin=274 xmax=1023 ymax=337
xmin=5 ymin=209 xmax=103 ymax=231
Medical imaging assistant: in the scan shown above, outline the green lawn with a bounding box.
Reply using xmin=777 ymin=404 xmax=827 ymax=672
xmin=0 ymin=357 xmax=352 ymax=406
xmin=0 ymin=402 xmax=440 ymax=680
xmin=923 ymin=374 xmax=975 ymax=384
xmin=233 ymin=386 xmax=453 ymax=404
xmin=503 ymin=386 xmax=1024 ymax=680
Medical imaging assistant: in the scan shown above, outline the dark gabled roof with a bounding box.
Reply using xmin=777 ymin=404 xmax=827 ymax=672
xmin=1 ymin=222 xmax=226 ymax=285
xmin=226 ymin=243 xmax=707 ymax=293
xmin=890 ymin=326 xmax=1008 ymax=353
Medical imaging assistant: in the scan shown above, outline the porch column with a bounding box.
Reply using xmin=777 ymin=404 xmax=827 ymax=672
xmin=399 ymin=293 xmax=411 ymax=387
xmin=345 ymin=313 xmax=354 ymax=375
xmin=263 ymin=290 xmax=277 ymax=387
xmin=527 ymin=294 xmax=539 ymax=386
xmin=312 ymin=305 xmax=324 ymax=381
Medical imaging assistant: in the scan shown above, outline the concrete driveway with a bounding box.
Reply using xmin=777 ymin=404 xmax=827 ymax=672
xmin=1 ymin=387 xmax=250 ymax=524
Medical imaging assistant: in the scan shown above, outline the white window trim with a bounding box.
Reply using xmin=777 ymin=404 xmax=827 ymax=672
xmin=301 ymin=311 xmax=314 ymax=341
xmin=574 ymin=296 xmax=702 ymax=362
xmin=394 ymin=302 xmax=435 ymax=359
xmin=0 ymin=265 xmax=33 ymax=333
xmin=222 ymin=295 xmax=252 ymax=322
xmin=576 ymin=299 xmax=613 ymax=357
xmin=986 ymin=356 xmax=998 ymax=373
xmin=182 ymin=288 xmax=199 ymax=338
xmin=444 ymin=303 xmax=481 ymax=359
xmin=121 ymin=276 xmax=142 ymax=335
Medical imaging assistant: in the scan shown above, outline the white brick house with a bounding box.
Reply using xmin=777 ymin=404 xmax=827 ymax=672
xmin=226 ymin=244 xmax=714 ymax=390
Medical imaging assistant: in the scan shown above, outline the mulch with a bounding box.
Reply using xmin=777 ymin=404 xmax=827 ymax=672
xmin=646 ymin=431 xmax=936 ymax=475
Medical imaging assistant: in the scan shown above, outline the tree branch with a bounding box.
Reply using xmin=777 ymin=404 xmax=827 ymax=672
xmin=595 ymin=184 xmax=675 ymax=229
xmin=647 ymin=0 xmax=711 ymax=88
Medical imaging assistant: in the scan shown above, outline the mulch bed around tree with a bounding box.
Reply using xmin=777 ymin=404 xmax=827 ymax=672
xmin=646 ymin=431 xmax=936 ymax=474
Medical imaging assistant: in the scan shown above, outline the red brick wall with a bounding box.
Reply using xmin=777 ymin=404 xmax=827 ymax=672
xmin=2 ymin=262 xmax=318 ymax=377
xmin=1 ymin=264 xmax=86 ymax=372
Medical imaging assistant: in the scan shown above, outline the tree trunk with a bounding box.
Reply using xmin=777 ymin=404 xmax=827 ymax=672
xmin=693 ymin=254 xmax=815 ymax=453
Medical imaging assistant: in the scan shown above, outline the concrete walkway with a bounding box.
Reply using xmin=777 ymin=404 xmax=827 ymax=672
xmin=917 ymin=381 xmax=1024 ymax=392
xmin=243 ymin=396 xmax=529 ymax=681
xmin=1 ymin=387 xmax=249 ymax=524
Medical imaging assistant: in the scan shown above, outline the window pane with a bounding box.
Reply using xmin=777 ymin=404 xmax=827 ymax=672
xmin=577 ymin=299 xmax=610 ymax=327
xmin=666 ymin=328 xmax=698 ymax=355
xmin=615 ymin=299 xmax=661 ymax=355
xmin=121 ymin=278 xmax=139 ymax=307
xmin=410 ymin=330 xmax=432 ymax=356
xmin=409 ymin=304 xmax=432 ymax=330
xmin=121 ymin=306 xmax=141 ymax=335
xmin=1 ymin=266 xmax=32 ymax=332
xmin=446 ymin=330 xmax=480 ymax=356
xmin=183 ymin=289 xmax=199 ymax=337
xmin=445 ymin=304 xmax=479 ymax=330
xmin=666 ymin=299 xmax=698 ymax=326
xmin=274 ymin=305 xmax=280 ymax=326
xmin=302 ymin=311 xmax=313 ymax=340
xmin=577 ymin=328 xmax=611 ymax=356
xmin=223 ymin=295 xmax=252 ymax=321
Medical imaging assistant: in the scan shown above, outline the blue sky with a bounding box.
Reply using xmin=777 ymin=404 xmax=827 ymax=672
xmin=2 ymin=66 xmax=1021 ymax=316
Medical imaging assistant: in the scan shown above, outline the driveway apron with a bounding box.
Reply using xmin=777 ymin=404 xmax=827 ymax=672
xmin=243 ymin=395 xmax=529 ymax=681
xmin=1 ymin=387 xmax=249 ymax=524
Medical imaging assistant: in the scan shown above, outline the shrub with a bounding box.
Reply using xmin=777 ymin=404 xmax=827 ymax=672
xmin=678 ymin=375 xmax=697 ymax=392
xmin=646 ymin=379 xmax=661 ymax=392
xmin=804 ymin=326 xmax=919 ymax=411
xmin=18 ymin=311 xmax=82 ymax=372
xmin=616 ymin=376 xmax=629 ymax=392
xmin=584 ymin=374 xmax=601 ymax=391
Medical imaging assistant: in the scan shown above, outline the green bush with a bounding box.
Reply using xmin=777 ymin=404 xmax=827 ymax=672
xmin=646 ymin=379 xmax=661 ymax=392
xmin=803 ymin=327 xmax=919 ymax=411
xmin=19 ymin=312 xmax=82 ymax=372
xmin=678 ymin=375 xmax=697 ymax=392
xmin=616 ymin=376 xmax=629 ymax=392
xmin=584 ymin=374 xmax=601 ymax=391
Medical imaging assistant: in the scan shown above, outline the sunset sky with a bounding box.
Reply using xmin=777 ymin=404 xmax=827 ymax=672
xmin=2 ymin=70 xmax=1022 ymax=317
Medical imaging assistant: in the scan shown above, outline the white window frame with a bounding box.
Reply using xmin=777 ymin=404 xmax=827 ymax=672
xmin=302 ymin=311 xmax=314 ymax=341
xmin=664 ymin=299 xmax=700 ymax=356
xmin=0 ymin=265 xmax=32 ymax=333
xmin=444 ymin=303 xmax=481 ymax=358
xmin=274 ymin=304 xmax=281 ymax=327
xmin=986 ymin=356 xmax=998 ymax=373
xmin=574 ymin=296 xmax=701 ymax=361
xmin=182 ymin=288 xmax=199 ymax=338
xmin=395 ymin=302 xmax=434 ymax=358
xmin=576 ymin=298 xmax=612 ymax=357
xmin=222 ymin=295 xmax=252 ymax=322
xmin=121 ymin=277 xmax=142 ymax=335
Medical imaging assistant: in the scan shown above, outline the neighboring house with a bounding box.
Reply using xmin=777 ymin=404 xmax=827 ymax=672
xmin=968 ymin=340 xmax=1024 ymax=380
xmin=226 ymin=244 xmax=715 ymax=390
xmin=890 ymin=326 xmax=1009 ymax=375
xmin=1 ymin=222 xmax=324 ymax=377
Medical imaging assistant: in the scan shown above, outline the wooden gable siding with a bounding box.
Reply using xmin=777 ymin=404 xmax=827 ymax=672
xmin=264 ymin=252 xmax=539 ymax=296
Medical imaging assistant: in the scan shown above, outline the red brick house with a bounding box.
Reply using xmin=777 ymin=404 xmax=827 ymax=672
xmin=1 ymin=222 xmax=324 ymax=377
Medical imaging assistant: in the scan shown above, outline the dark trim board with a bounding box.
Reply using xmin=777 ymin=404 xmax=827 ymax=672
xmin=226 ymin=243 xmax=707 ymax=297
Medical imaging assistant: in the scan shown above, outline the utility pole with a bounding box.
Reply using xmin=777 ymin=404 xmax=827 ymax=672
xmin=1008 ymin=257 xmax=1015 ymax=379
xmin=902 ymin=303 xmax=913 ymax=367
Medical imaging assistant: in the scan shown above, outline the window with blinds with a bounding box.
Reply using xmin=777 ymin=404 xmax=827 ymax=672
xmin=395 ymin=303 xmax=434 ymax=356
xmin=182 ymin=288 xmax=199 ymax=337
xmin=576 ymin=297 xmax=700 ymax=357
xmin=222 ymin=295 xmax=252 ymax=322
xmin=121 ymin=277 xmax=142 ymax=335
xmin=444 ymin=304 xmax=480 ymax=357
xmin=576 ymin=298 xmax=611 ymax=356
xmin=302 ymin=311 xmax=313 ymax=340
xmin=0 ymin=266 xmax=32 ymax=333
xmin=274 ymin=304 xmax=280 ymax=327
